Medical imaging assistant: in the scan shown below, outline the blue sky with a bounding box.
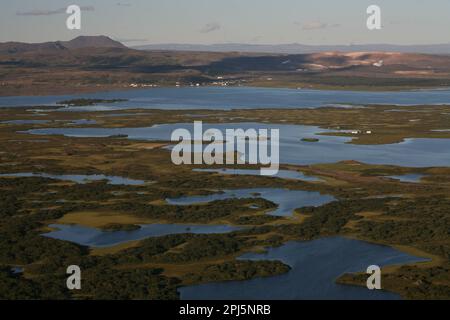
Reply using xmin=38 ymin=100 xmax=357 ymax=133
xmin=1 ymin=0 xmax=450 ymax=45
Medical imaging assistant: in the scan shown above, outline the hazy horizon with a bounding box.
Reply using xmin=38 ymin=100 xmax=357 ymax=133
xmin=2 ymin=0 xmax=450 ymax=46
xmin=5 ymin=35 xmax=450 ymax=47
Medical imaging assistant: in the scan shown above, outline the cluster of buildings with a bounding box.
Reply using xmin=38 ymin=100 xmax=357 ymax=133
xmin=129 ymin=83 xmax=158 ymax=88
xmin=127 ymin=76 xmax=243 ymax=89
xmin=350 ymin=130 xmax=373 ymax=135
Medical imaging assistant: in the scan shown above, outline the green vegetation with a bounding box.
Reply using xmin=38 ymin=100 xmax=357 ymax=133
xmin=183 ymin=260 xmax=290 ymax=285
xmin=79 ymin=268 xmax=180 ymax=300
xmin=110 ymin=198 xmax=279 ymax=224
xmin=338 ymin=264 xmax=450 ymax=300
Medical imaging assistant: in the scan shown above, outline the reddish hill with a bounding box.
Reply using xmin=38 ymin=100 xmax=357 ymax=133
xmin=0 ymin=36 xmax=126 ymax=54
xmin=61 ymin=36 xmax=127 ymax=50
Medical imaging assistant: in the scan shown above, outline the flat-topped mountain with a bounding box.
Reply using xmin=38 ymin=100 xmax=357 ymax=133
xmin=61 ymin=36 xmax=127 ymax=50
xmin=0 ymin=36 xmax=126 ymax=53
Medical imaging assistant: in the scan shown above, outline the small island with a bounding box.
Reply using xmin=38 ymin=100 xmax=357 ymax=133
xmin=301 ymin=138 xmax=320 ymax=143
xmin=58 ymin=98 xmax=128 ymax=107
xmin=100 ymin=223 xmax=141 ymax=232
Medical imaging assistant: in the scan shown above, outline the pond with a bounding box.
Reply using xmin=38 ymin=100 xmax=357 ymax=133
xmin=3 ymin=87 xmax=450 ymax=110
xmin=179 ymin=236 xmax=428 ymax=300
xmin=43 ymin=223 xmax=243 ymax=247
xmin=1 ymin=119 xmax=50 ymax=125
xmin=386 ymin=174 xmax=426 ymax=183
xmin=25 ymin=122 xmax=450 ymax=167
xmin=193 ymin=168 xmax=323 ymax=182
xmin=166 ymin=188 xmax=336 ymax=217
xmin=0 ymin=172 xmax=146 ymax=186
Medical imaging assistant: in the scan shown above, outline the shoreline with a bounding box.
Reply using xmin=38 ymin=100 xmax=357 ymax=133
xmin=2 ymin=83 xmax=450 ymax=98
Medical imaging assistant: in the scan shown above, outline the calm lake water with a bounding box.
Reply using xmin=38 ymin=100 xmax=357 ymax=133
xmin=193 ymin=168 xmax=323 ymax=182
xmin=10 ymin=266 xmax=24 ymax=274
xmin=387 ymin=174 xmax=426 ymax=183
xmin=0 ymin=172 xmax=146 ymax=185
xmin=44 ymin=223 xmax=242 ymax=247
xmin=26 ymin=122 xmax=450 ymax=167
xmin=1 ymin=119 xmax=50 ymax=125
xmin=179 ymin=237 xmax=428 ymax=300
xmin=167 ymin=188 xmax=335 ymax=217
xmin=3 ymin=87 xmax=450 ymax=109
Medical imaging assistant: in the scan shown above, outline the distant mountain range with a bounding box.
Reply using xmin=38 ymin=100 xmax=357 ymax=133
xmin=3 ymin=36 xmax=450 ymax=55
xmin=135 ymin=43 xmax=450 ymax=55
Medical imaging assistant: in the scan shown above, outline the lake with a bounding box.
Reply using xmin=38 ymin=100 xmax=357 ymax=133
xmin=179 ymin=236 xmax=428 ymax=300
xmin=26 ymin=122 xmax=450 ymax=167
xmin=1 ymin=119 xmax=50 ymax=125
xmin=193 ymin=168 xmax=323 ymax=182
xmin=3 ymin=87 xmax=450 ymax=109
xmin=166 ymin=188 xmax=336 ymax=217
xmin=386 ymin=174 xmax=426 ymax=183
xmin=0 ymin=172 xmax=146 ymax=185
xmin=44 ymin=223 xmax=243 ymax=247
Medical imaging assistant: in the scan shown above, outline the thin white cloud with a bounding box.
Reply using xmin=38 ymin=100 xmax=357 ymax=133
xmin=17 ymin=6 xmax=95 ymax=16
xmin=200 ymin=22 xmax=221 ymax=33
xmin=297 ymin=21 xmax=341 ymax=31
xmin=117 ymin=2 xmax=132 ymax=7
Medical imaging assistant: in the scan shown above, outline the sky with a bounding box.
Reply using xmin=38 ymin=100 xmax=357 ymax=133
xmin=1 ymin=0 xmax=450 ymax=46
